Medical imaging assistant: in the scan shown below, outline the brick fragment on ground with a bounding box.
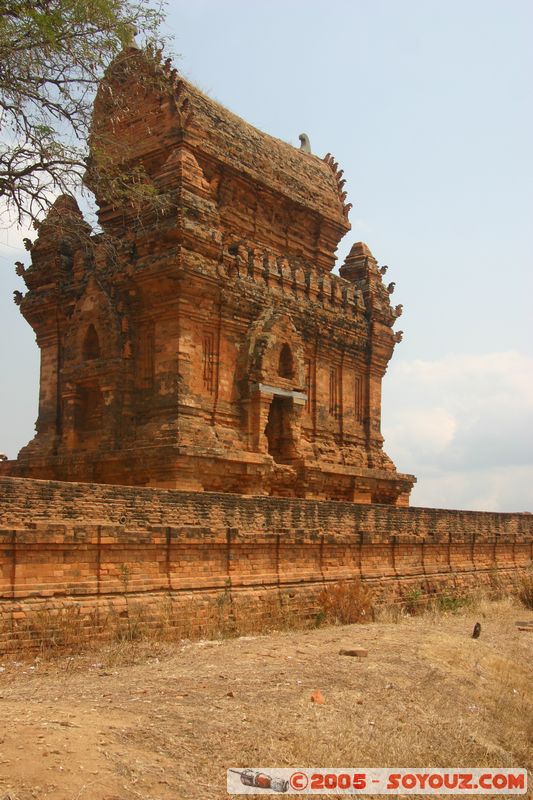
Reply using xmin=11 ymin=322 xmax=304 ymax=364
xmin=339 ymin=648 xmax=368 ymax=658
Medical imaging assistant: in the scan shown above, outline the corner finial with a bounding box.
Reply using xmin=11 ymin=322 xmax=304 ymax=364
xmin=299 ymin=133 xmax=311 ymax=154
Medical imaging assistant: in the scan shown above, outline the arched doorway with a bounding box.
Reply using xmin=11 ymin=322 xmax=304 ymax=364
xmin=265 ymin=395 xmax=296 ymax=463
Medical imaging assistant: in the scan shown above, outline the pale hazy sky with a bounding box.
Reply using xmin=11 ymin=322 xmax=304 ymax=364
xmin=1 ymin=0 xmax=532 ymax=511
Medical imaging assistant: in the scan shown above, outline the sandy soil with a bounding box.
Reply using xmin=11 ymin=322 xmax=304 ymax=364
xmin=0 ymin=601 xmax=531 ymax=800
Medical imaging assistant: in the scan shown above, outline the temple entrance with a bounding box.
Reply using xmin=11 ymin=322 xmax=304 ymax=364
xmin=265 ymin=395 xmax=295 ymax=463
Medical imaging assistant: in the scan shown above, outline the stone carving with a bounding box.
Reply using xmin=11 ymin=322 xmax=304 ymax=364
xmin=323 ymin=152 xmax=352 ymax=219
xmin=299 ymin=133 xmax=312 ymax=153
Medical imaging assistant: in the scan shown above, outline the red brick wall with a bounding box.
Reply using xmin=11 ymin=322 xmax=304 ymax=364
xmin=1 ymin=477 xmax=531 ymax=651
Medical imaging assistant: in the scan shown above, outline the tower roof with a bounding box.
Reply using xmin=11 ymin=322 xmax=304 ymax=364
xmin=91 ymin=48 xmax=351 ymax=234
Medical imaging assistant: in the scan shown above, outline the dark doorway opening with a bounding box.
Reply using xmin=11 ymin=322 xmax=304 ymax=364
xmin=265 ymin=395 xmax=295 ymax=463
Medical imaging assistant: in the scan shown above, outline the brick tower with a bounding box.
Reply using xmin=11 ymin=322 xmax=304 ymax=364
xmin=7 ymin=48 xmax=415 ymax=504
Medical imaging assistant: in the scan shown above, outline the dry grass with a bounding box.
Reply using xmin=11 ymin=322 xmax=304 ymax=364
xmin=518 ymin=567 xmax=533 ymax=609
xmin=1 ymin=605 xmax=100 ymax=656
xmin=0 ymin=597 xmax=531 ymax=800
xmin=316 ymin=579 xmax=374 ymax=625
xmin=1 ymin=579 xmax=375 ymax=658
xmin=2 ymin=578 xmax=530 ymax=660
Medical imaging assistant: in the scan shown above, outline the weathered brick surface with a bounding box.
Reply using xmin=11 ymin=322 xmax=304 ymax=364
xmin=2 ymin=51 xmax=531 ymax=648
xmin=1 ymin=477 xmax=531 ymax=651
xmin=4 ymin=48 xmax=414 ymax=505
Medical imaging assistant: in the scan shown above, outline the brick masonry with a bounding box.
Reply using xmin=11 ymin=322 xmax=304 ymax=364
xmin=5 ymin=47 xmax=415 ymax=505
xmin=2 ymin=50 xmax=532 ymax=649
xmin=1 ymin=477 xmax=531 ymax=651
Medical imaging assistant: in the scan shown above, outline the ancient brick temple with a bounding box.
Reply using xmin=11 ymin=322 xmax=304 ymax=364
xmin=6 ymin=48 xmax=415 ymax=505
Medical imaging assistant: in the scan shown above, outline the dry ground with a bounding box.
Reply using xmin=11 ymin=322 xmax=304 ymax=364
xmin=0 ymin=599 xmax=531 ymax=800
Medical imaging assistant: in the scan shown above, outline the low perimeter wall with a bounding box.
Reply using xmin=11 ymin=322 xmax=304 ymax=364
xmin=0 ymin=477 xmax=532 ymax=651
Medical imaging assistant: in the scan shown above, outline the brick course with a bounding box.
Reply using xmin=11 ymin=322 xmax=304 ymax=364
xmin=1 ymin=477 xmax=531 ymax=651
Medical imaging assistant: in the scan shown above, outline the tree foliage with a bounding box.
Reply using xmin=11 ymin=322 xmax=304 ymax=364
xmin=0 ymin=0 xmax=166 ymax=225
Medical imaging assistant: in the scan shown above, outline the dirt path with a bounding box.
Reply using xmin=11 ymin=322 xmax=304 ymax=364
xmin=0 ymin=600 xmax=531 ymax=800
